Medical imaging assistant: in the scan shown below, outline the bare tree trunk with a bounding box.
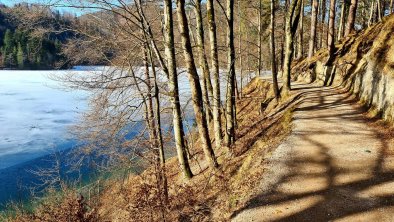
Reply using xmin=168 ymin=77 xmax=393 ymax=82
xmin=246 ymin=28 xmax=252 ymax=80
xmin=283 ymin=0 xmax=303 ymax=93
xmin=390 ymin=0 xmax=393 ymax=13
xmin=145 ymin=44 xmax=169 ymax=210
xmin=194 ymin=0 xmax=213 ymax=124
xmin=369 ymin=0 xmax=376 ymax=27
xmin=345 ymin=0 xmax=359 ymax=36
xmin=163 ymin=0 xmax=193 ymax=179
xmin=327 ymin=0 xmax=337 ymax=55
xmin=377 ymin=0 xmax=383 ymax=21
xmin=271 ymin=0 xmax=280 ymax=99
xmin=238 ymin=0 xmax=243 ymax=98
xmin=297 ymin=0 xmax=304 ymax=59
xmin=320 ymin=0 xmax=327 ymax=49
xmin=308 ymin=0 xmax=319 ymax=58
xmin=224 ymin=0 xmax=236 ymax=147
xmin=175 ymin=0 xmax=218 ymax=169
xmin=147 ymin=42 xmax=168 ymax=204
xmin=258 ymin=0 xmax=262 ymax=77
xmin=324 ymin=0 xmax=337 ymax=86
xmin=338 ymin=0 xmax=347 ymax=40
xmin=206 ymin=0 xmax=223 ymax=149
xmin=281 ymin=0 xmax=290 ymax=72
xmin=360 ymin=0 xmax=367 ymax=29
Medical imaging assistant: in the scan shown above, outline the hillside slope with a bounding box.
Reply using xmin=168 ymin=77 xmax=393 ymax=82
xmin=293 ymin=14 xmax=394 ymax=124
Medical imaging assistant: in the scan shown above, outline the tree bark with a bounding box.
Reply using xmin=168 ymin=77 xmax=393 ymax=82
xmin=369 ymin=0 xmax=376 ymax=27
xmin=308 ymin=0 xmax=319 ymax=58
xmin=345 ymin=0 xmax=358 ymax=36
xmin=283 ymin=0 xmax=303 ymax=93
xmin=224 ymin=0 xmax=236 ymax=147
xmin=148 ymin=46 xmax=168 ymax=204
xmin=297 ymin=0 xmax=304 ymax=59
xmin=320 ymin=0 xmax=327 ymax=49
xmin=281 ymin=0 xmax=290 ymax=72
xmin=206 ymin=0 xmax=223 ymax=149
xmin=324 ymin=0 xmax=337 ymax=86
xmin=194 ymin=0 xmax=214 ymax=124
xmin=377 ymin=0 xmax=382 ymax=21
xmin=338 ymin=0 xmax=347 ymax=40
xmin=163 ymin=0 xmax=193 ymax=179
xmin=175 ymin=0 xmax=218 ymax=169
xmin=258 ymin=0 xmax=262 ymax=77
xmin=271 ymin=0 xmax=280 ymax=99
xmin=238 ymin=0 xmax=243 ymax=97
xmin=327 ymin=0 xmax=337 ymax=54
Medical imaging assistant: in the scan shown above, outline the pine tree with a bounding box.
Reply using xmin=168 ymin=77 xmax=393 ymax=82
xmin=17 ymin=43 xmax=25 ymax=69
xmin=3 ymin=29 xmax=14 ymax=54
xmin=3 ymin=29 xmax=14 ymax=67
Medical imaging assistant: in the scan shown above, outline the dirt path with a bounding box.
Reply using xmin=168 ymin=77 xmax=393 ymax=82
xmin=231 ymin=83 xmax=394 ymax=222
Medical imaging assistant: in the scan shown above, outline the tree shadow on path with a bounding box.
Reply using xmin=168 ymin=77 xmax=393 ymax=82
xmin=231 ymin=84 xmax=394 ymax=221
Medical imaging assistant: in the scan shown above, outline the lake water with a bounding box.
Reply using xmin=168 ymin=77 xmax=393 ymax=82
xmin=0 ymin=66 xmax=259 ymax=208
xmin=0 ymin=68 xmax=92 ymax=207
xmin=0 ymin=70 xmax=88 ymax=170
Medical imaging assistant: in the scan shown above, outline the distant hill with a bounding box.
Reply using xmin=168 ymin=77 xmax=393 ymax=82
xmin=0 ymin=3 xmax=87 ymax=70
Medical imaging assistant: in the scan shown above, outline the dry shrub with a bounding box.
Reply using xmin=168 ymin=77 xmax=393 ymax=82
xmin=4 ymin=189 xmax=98 ymax=222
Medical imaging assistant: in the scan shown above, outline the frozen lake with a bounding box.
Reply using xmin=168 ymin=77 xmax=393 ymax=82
xmin=0 ymin=69 xmax=88 ymax=170
xmin=0 ymin=66 xmax=259 ymax=207
xmin=0 ymin=67 xmax=257 ymax=169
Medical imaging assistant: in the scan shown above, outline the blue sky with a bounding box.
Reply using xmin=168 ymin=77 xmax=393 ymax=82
xmin=0 ymin=0 xmax=87 ymax=15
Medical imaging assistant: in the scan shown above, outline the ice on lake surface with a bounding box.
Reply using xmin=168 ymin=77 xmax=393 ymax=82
xmin=0 ymin=66 xmax=260 ymax=170
xmin=0 ymin=69 xmax=88 ymax=169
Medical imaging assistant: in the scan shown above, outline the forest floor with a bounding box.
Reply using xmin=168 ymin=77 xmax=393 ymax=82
xmin=231 ymin=82 xmax=394 ymax=222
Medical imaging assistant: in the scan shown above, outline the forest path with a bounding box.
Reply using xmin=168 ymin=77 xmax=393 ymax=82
xmin=231 ymin=83 xmax=394 ymax=221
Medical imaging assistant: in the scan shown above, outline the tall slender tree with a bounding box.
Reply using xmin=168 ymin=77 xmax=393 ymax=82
xmin=345 ymin=0 xmax=359 ymax=36
xmin=258 ymin=0 xmax=263 ymax=77
xmin=297 ymin=0 xmax=304 ymax=59
xmin=224 ymin=0 xmax=236 ymax=147
xmin=369 ymin=0 xmax=376 ymax=27
xmin=163 ymin=0 xmax=193 ymax=179
xmin=283 ymin=0 xmax=303 ymax=93
xmin=238 ymin=0 xmax=244 ymax=97
xmin=324 ymin=0 xmax=337 ymax=86
xmin=271 ymin=0 xmax=280 ymax=99
xmin=175 ymin=0 xmax=218 ymax=169
xmin=320 ymin=0 xmax=327 ymax=49
xmin=338 ymin=0 xmax=347 ymax=40
xmin=206 ymin=0 xmax=223 ymax=149
xmin=308 ymin=0 xmax=319 ymax=58
xmin=194 ymin=0 xmax=214 ymax=124
xmin=327 ymin=0 xmax=337 ymax=55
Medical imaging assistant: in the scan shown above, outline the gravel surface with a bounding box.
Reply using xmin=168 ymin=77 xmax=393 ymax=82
xmin=232 ymin=83 xmax=394 ymax=222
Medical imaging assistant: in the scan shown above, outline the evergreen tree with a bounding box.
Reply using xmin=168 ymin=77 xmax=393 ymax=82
xmin=17 ymin=43 xmax=25 ymax=69
xmin=3 ymin=29 xmax=14 ymax=67
xmin=3 ymin=29 xmax=14 ymax=54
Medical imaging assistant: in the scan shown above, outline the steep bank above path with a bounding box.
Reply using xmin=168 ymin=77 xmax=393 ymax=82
xmin=293 ymin=14 xmax=394 ymax=124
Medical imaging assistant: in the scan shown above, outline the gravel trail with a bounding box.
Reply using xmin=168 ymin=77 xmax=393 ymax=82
xmin=232 ymin=83 xmax=394 ymax=222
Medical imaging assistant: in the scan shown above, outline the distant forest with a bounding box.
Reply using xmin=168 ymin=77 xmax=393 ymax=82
xmin=0 ymin=3 xmax=104 ymax=70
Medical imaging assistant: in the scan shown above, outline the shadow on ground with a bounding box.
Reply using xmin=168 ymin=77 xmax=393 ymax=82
xmin=231 ymin=84 xmax=394 ymax=221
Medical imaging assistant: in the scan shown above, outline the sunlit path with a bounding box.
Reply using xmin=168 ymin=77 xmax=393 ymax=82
xmin=232 ymin=83 xmax=394 ymax=222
